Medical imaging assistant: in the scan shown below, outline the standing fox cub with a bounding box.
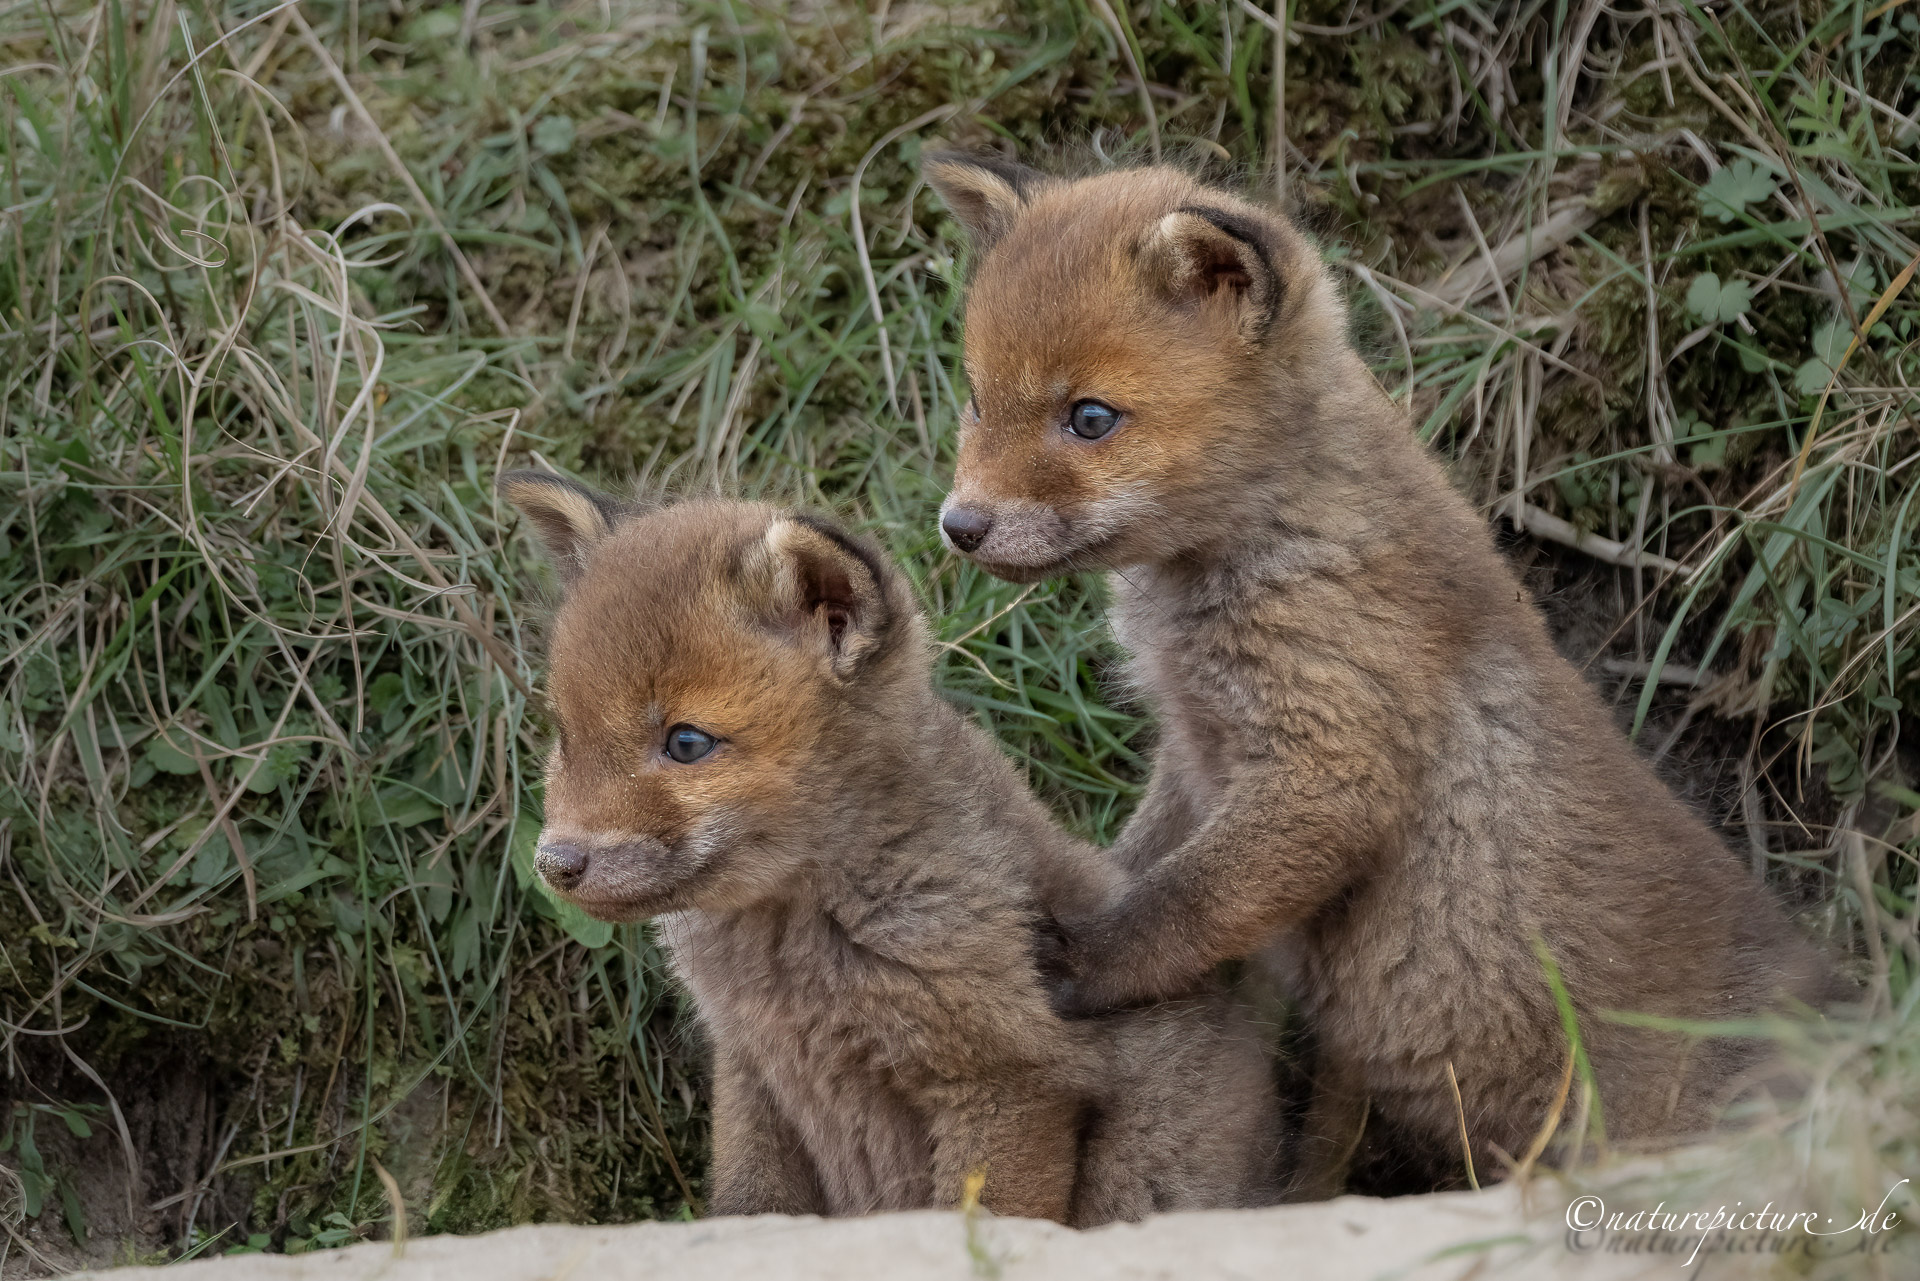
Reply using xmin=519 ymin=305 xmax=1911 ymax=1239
xmin=924 ymin=155 xmax=1837 ymax=1188
xmin=498 ymin=477 xmax=1283 ymax=1223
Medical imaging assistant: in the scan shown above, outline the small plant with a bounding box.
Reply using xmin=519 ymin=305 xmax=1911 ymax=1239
xmin=0 ymin=1102 xmax=100 ymax=1246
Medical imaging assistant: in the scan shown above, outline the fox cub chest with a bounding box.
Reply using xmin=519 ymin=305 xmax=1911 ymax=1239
xmin=663 ymin=888 xmax=1043 ymax=1081
xmin=1113 ymin=587 xmax=1273 ymax=800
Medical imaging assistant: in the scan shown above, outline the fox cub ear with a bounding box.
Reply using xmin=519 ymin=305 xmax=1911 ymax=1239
xmin=923 ymin=150 xmax=1053 ymax=254
xmin=1139 ymin=206 xmax=1283 ymax=342
xmin=498 ymin=470 xmax=621 ymax=582
xmin=759 ymin=516 xmax=896 ymax=682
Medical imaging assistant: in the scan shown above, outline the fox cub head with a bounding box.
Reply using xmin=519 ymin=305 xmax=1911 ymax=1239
xmin=925 ymin=155 xmax=1361 ymax=579
xmin=500 ymin=475 xmax=924 ymax=921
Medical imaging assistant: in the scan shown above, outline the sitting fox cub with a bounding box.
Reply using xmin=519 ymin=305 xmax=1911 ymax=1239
xmin=924 ymin=155 xmax=1837 ymax=1190
xmin=499 ymin=477 xmax=1282 ymax=1223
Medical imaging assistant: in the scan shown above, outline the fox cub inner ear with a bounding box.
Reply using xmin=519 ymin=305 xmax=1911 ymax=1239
xmin=923 ymin=150 xmax=1052 ymax=254
xmin=761 ymin=516 xmax=895 ymax=681
xmin=1139 ymin=206 xmax=1283 ymax=341
xmin=498 ymin=470 xmax=619 ymax=582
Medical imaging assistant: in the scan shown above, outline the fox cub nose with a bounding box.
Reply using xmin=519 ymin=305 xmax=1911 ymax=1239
xmin=941 ymin=506 xmax=994 ymax=553
xmin=537 ymin=841 xmax=590 ymax=892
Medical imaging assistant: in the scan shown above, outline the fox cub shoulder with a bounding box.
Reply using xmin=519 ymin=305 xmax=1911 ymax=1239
xmin=499 ymin=475 xmax=1284 ymax=1223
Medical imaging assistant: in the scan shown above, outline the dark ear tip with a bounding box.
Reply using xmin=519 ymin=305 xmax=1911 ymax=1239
xmin=922 ymin=146 xmax=988 ymax=170
xmin=783 ymin=511 xmax=899 ymax=598
xmin=496 ymin=469 xmax=561 ymax=496
xmin=787 ymin=511 xmax=881 ymax=568
xmin=922 ymin=147 xmax=1047 ymax=195
xmin=785 ymin=508 xmax=849 ymax=537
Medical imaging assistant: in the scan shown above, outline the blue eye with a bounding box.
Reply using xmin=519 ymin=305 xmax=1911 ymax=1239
xmin=665 ymin=725 xmax=717 ymax=763
xmin=1068 ymin=400 xmax=1119 ymax=440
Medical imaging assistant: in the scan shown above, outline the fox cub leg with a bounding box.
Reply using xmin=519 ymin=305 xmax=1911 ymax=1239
xmin=1288 ymin=1053 xmax=1369 ymax=1202
xmin=1106 ymin=752 xmax=1206 ymax=877
xmin=1066 ymin=774 xmax=1375 ymax=1013
xmin=931 ymin=1081 xmax=1083 ymax=1224
xmin=706 ymin=1049 xmax=824 ymax=1216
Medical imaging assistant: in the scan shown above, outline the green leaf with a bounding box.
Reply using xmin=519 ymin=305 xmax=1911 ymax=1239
xmin=190 ymin=828 xmax=232 ymax=886
xmin=1685 ymin=272 xmax=1752 ymax=325
xmin=59 ymin=1177 xmax=86 ymax=1244
xmin=531 ymin=115 xmax=576 ymax=156
xmin=330 ymin=892 xmax=366 ymax=937
xmin=449 ymin=907 xmax=480 ymax=979
xmin=144 ymin=730 xmax=201 ymax=776
xmin=1687 ymin=433 xmax=1729 ymax=471
xmin=355 ymin=786 xmax=441 ymax=829
xmin=19 ymin=1168 xmax=47 ymax=1219
xmin=27 ymin=922 xmax=78 ymax=948
xmin=368 ymin=672 xmax=407 ymax=716
xmin=510 ymin=812 xmax=611 ymax=947
xmin=542 ymin=890 xmax=614 ymax=949
xmin=1794 ymin=320 xmax=1850 ymax=395
xmin=256 ymin=845 xmax=326 ymax=903
xmin=509 ymin=203 xmax=553 ymax=234
xmin=244 ymin=741 xmax=303 ymax=794
xmin=16 ymin=1113 xmax=41 ymax=1171
xmin=1699 ymin=159 xmax=1776 ymax=223
xmin=404 ymin=7 xmax=462 ymax=42
xmin=509 ymin=813 xmax=539 ymax=890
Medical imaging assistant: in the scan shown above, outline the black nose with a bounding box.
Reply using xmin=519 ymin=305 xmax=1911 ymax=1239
xmin=941 ymin=506 xmax=993 ymax=553
xmin=536 ymin=841 xmax=589 ymax=891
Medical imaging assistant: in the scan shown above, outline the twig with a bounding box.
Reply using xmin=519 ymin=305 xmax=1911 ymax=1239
xmin=1599 ymin=656 xmax=1704 ymax=687
xmin=1432 ymin=192 xmax=1631 ymax=310
xmin=1515 ymin=502 xmax=1684 ymax=575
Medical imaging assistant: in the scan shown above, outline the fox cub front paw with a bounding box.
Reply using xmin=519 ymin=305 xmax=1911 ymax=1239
xmin=1040 ymin=915 xmax=1146 ymax=1018
xmin=1048 ymin=902 xmax=1229 ymax=1017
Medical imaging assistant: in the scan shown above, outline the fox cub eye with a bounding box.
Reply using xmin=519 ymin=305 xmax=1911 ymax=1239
xmin=1067 ymin=400 xmax=1120 ymax=440
xmin=665 ymin=724 xmax=718 ymax=763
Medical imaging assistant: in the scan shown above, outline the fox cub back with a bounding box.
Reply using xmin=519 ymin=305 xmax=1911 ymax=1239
xmin=499 ymin=476 xmax=1284 ymax=1223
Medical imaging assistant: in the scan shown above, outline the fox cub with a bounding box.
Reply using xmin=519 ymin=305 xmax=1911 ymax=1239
xmin=499 ymin=476 xmax=1283 ymax=1223
xmin=924 ymin=155 xmax=1837 ymax=1190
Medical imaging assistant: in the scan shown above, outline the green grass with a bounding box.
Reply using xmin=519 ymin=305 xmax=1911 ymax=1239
xmin=0 ymin=0 xmax=1915 ymax=1264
